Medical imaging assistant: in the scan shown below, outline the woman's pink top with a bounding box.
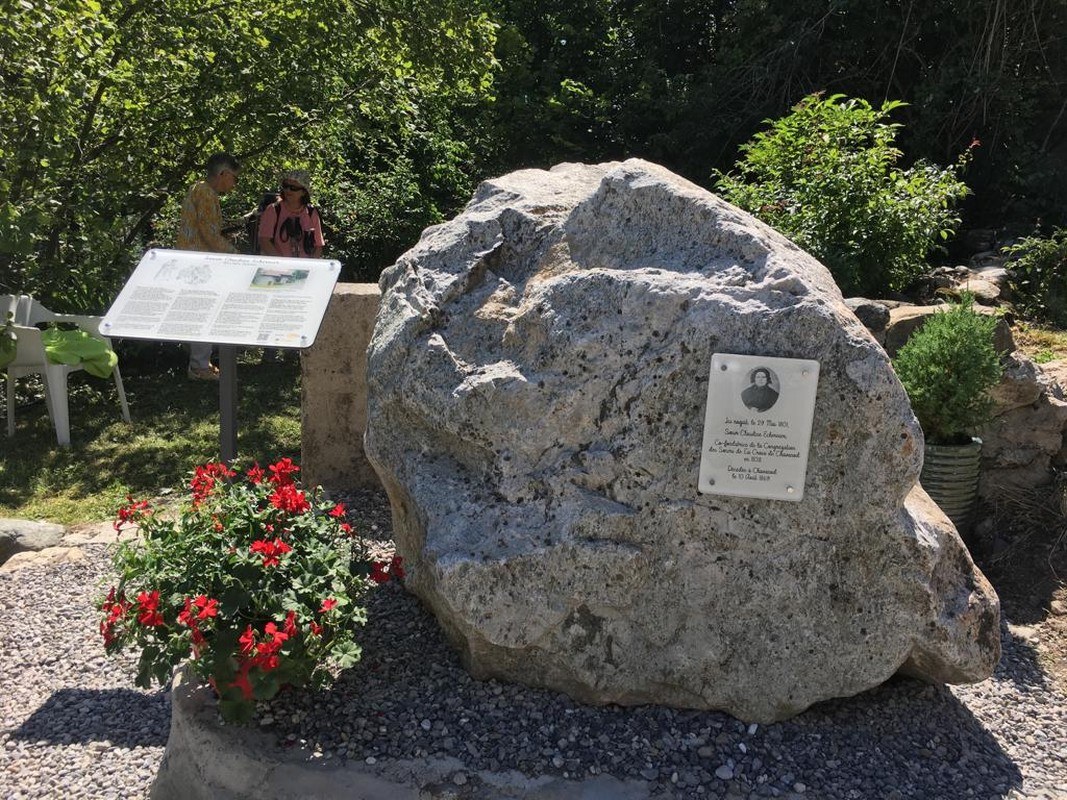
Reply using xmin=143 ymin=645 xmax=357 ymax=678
xmin=259 ymin=202 xmax=325 ymax=258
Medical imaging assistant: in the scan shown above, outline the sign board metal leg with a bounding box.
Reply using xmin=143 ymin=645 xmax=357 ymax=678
xmin=219 ymin=345 xmax=238 ymax=463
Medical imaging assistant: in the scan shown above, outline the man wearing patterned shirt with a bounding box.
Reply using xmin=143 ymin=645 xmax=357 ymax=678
xmin=177 ymin=152 xmax=240 ymax=380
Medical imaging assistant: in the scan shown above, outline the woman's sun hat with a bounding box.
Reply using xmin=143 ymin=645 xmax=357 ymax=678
xmin=280 ymin=168 xmax=311 ymax=193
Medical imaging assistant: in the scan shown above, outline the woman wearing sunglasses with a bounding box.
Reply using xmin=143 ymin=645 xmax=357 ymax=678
xmin=258 ymin=169 xmax=324 ymax=259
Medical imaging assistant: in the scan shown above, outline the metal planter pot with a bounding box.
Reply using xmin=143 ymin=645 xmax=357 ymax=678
xmin=920 ymin=437 xmax=983 ymax=532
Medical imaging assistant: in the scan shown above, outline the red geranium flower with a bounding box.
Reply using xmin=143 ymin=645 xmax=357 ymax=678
xmin=250 ymin=538 xmax=292 ymax=567
xmin=177 ymin=597 xmax=196 ymax=627
xmin=319 ymin=598 xmax=337 ymax=614
xmin=269 ymin=484 xmax=310 ymax=515
xmin=229 ymin=666 xmax=255 ymax=700
xmin=114 ymin=495 xmax=152 ymax=531
xmin=100 ymin=586 xmax=129 ymax=618
xmin=190 ymin=461 xmax=236 ymax=506
xmin=99 ymin=587 xmax=132 ymax=645
xmin=238 ymin=625 xmax=256 ymax=654
xmin=259 ymin=653 xmax=281 ymax=671
xmin=263 ymin=621 xmax=289 ymax=646
xmin=246 ymin=463 xmax=266 ymax=484
xmin=328 ymin=502 xmax=346 ymax=519
xmin=252 ymin=620 xmax=289 ymax=670
xmin=192 ymin=595 xmax=218 ymax=620
xmin=283 ymin=610 xmax=298 ymax=638
xmin=135 ymin=590 xmax=164 ymax=626
xmin=268 ymin=457 xmax=300 ymax=487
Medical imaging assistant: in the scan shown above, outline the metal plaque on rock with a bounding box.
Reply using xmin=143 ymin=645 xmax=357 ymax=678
xmin=698 ymin=353 xmax=820 ymax=502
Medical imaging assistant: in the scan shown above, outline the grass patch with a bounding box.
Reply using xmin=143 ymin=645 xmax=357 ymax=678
xmin=1013 ymin=322 xmax=1067 ymax=362
xmin=0 ymin=348 xmax=301 ymax=525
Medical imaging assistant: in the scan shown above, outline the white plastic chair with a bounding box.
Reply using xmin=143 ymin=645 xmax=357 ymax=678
xmin=3 ymin=294 xmax=131 ymax=446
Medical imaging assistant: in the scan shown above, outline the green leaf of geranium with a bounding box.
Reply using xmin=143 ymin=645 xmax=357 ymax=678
xmin=219 ymin=588 xmax=252 ymax=616
xmin=331 ymin=640 xmax=362 ymax=669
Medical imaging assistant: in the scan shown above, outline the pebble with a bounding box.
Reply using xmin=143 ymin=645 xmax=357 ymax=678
xmin=0 ymin=491 xmax=1065 ymax=800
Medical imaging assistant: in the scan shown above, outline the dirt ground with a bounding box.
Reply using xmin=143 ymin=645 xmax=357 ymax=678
xmin=972 ymin=484 xmax=1067 ymax=692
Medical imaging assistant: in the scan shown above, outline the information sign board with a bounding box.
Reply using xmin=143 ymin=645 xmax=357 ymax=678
xmin=100 ymin=248 xmax=340 ymax=348
xmin=698 ymin=353 xmax=820 ymax=502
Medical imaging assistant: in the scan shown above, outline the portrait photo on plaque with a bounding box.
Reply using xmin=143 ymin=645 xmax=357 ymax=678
xmin=698 ymin=353 xmax=820 ymax=502
xmin=740 ymin=366 xmax=780 ymax=413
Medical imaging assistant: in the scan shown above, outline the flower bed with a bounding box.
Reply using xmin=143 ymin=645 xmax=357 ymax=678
xmin=99 ymin=458 xmax=402 ymax=722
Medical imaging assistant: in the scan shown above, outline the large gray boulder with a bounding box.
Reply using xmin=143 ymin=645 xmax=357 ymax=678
xmin=364 ymin=159 xmax=1000 ymax=722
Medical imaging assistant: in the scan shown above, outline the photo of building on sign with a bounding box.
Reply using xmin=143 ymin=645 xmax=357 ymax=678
xmin=250 ymin=268 xmax=310 ymax=290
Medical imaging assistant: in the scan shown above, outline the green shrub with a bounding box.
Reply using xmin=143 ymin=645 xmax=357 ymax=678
xmin=1004 ymin=228 xmax=1067 ymax=327
xmin=893 ymin=295 xmax=1003 ymax=445
xmin=715 ymin=93 xmax=971 ymax=298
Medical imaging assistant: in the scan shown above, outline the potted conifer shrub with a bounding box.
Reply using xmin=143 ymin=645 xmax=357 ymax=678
xmin=893 ymin=294 xmax=1003 ymax=532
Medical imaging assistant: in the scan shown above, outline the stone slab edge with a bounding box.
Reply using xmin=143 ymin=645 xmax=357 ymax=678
xmin=300 ymin=283 xmax=383 ymax=492
xmin=151 ymin=668 xmax=650 ymax=800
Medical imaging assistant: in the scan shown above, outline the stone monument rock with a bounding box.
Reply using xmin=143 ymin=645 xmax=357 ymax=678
xmin=364 ymin=159 xmax=1000 ymax=722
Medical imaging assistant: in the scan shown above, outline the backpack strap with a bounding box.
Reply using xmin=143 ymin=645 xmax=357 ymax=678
xmin=271 ymin=201 xmax=317 ymax=248
xmin=271 ymin=200 xmax=315 ymax=237
xmin=270 ymin=200 xmax=284 ymax=244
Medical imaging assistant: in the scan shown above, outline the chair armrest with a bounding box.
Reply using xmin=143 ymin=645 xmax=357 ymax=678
xmin=7 ymin=324 xmax=48 ymax=364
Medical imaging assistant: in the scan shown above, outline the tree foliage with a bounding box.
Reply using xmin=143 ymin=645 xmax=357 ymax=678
xmin=715 ymin=94 xmax=971 ymax=297
xmin=3 ymin=0 xmax=1065 ymax=309
xmin=0 ymin=0 xmax=497 ymax=310
xmin=481 ymin=0 xmax=1067 ymax=229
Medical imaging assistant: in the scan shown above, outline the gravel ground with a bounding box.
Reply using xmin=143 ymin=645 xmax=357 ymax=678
xmin=1 ymin=489 xmax=1065 ymax=800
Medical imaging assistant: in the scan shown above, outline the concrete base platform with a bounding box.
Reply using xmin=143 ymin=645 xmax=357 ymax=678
xmin=151 ymin=669 xmax=651 ymax=800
